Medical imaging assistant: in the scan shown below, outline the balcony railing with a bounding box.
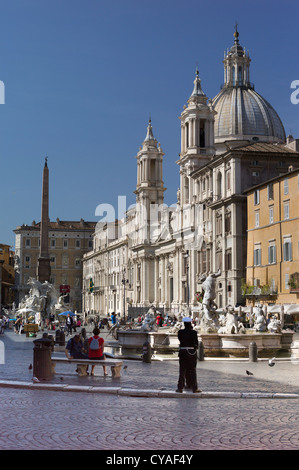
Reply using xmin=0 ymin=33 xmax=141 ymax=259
xmin=242 ymin=285 xmax=278 ymax=298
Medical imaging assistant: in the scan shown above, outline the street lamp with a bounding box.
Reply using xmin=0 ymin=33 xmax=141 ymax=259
xmin=121 ymin=268 xmax=129 ymax=321
xmin=183 ymin=250 xmax=190 ymax=308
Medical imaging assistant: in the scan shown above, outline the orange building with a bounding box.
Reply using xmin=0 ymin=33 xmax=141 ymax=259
xmin=0 ymin=244 xmax=15 ymax=308
xmin=245 ymin=167 xmax=299 ymax=306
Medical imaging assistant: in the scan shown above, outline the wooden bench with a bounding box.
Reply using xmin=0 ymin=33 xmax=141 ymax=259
xmin=51 ymin=357 xmax=123 ymax=378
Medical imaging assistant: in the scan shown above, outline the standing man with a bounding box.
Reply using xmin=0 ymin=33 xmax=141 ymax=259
xmin=66 ymin=313 xmax=73 ymax=335
xmin=111 ymin=312 xmax=116 ymax=326
xmin=176 ymin=317 xmax=201 ymax=393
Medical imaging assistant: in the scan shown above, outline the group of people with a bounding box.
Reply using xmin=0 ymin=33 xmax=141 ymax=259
xmin=64 ymin=315 xmax=201 ymax=392
xmin=65 ymin=327 xmax=107 ymax=376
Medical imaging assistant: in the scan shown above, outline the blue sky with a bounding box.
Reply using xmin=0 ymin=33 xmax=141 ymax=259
xmin=0 ymin=0 xmax=298 ymax=248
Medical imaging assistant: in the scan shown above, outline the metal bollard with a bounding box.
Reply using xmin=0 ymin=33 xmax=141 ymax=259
xmin=55 ymin=329 xmax=61 ymax=345
xmin=198 ymin=339 xmax=204 ymax=361
xmin=59 ymin=330 xmax=65 ymax=347
xmin=142 ymin=341 xmax=152 ymax=363
xmin=249 ymin=341 xmax=258 ymax=362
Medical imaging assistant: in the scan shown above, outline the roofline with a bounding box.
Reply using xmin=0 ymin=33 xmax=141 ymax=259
xmin=243 ymin=166 xmax=299 ymax=194
xmin=190 ymin=144 xmax=299 ymax=178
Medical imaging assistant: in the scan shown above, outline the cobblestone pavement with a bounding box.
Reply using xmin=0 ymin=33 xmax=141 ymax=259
xmin=0 ymin=327 xmax=299 ymax=451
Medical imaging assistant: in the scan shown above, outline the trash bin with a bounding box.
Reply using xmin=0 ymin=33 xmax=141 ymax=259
xmin=142 ymin=341 xmax=152 ymax=363
xmin=33 ymin=334 xmax=53 ymax=380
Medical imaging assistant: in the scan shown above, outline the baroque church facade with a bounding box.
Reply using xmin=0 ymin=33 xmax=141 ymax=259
xmin=82 ymin=29 xmax=299 ymax=317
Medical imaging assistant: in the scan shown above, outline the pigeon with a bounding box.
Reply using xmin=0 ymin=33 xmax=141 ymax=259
xmin=28 ymin=364 xmax=32 ymax=370
xmin=32 ymin=377 xmax=40 ymax=383
xmin=60 ymin=377 xmax=64 ymax=381
xmin=268 ymin=357 xmax=276 ymax=367
xmin=123 ymin=365 xmax=128 ymax=370
xmin=246 ymin=370 xmax=253 ymax=376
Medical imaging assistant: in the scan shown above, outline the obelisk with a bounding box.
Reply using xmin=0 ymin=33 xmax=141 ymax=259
xmin=36 ymin=157 xmax=51 ymax=282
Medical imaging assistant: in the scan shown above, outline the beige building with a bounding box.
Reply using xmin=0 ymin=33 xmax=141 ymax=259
xmin=14 ymin=219 xmax=96 ymax=311
xmin=245 ymin=167 xmax=299 ymax=305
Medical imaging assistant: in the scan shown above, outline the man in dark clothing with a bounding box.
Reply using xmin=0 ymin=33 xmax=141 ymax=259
xmin=176 ymin=317 xmax=201 ymax=393
xmin=65 ymin=334 xmax=89 ymax=375
xmin=65 ymin=334 xmax=88 ymax=359
xmin=66 ymin=314 xmax=73 ymax=335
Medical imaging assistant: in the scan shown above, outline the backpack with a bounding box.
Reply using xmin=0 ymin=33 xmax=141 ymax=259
xmin=89 ymin=336 xmax=100 ymax=351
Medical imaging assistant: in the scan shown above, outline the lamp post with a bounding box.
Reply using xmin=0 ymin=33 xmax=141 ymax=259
xmin=184 ymin=250 xmax=190 ymax=309
xmin=121 ymin=268 xmax=129 ymax=321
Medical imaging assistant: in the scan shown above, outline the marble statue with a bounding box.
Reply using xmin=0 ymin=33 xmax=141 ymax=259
xmin=253 ymin=304 xmax=267 ymax=332
xmin=169 ymin=313 xmax=185 ymax=333
xmin=198 ymin=269 xmax=221 ymax=333
xmin=16 ymin=277 xmax=65 ymax=321
xmin=140 ymin=306 xmax=158 ymax=332
xmin=267 ymin=316 xmax=282 ymax=333
xmin=218 ymin=305 xmax=245 ymax=334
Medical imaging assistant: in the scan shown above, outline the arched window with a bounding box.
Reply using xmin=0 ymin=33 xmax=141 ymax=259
xmin=232 ymin=66 xmax=236 ymax=86
xmin=238 ymin=66 xmax=243 ymax=84
xmin=184 ymin=176 xmax=189 ymax=204
xmin=185 ymin=122 xmax=189 ymax=149
xmin=217 ymin=171 xmax=222 ymax=199
xmin=200 ymin=120 xmax=205 ymax=147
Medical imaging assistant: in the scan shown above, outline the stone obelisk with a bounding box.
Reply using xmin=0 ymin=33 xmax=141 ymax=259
xmin=36 ymin=157 xmax=51 ymax=282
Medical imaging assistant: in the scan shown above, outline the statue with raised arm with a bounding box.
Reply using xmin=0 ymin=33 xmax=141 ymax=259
xmin=198 ymin=268 xmax=221 ymax=333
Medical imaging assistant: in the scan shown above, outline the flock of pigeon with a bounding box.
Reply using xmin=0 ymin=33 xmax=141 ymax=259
xmin=246 ymin=357 xmax=276 ymax=376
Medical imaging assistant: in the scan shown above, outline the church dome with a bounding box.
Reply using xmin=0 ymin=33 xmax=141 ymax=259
xmin=212 ymin=28 xmax=286 ymax=145
xmin=212 ymin=86 xmax=286 ymax=143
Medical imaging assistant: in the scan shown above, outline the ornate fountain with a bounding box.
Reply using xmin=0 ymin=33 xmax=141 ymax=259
xmin=116 ymin=271 xmax=294 ymax=357
xmin=16 ymin=277 xmax=67 ymax=323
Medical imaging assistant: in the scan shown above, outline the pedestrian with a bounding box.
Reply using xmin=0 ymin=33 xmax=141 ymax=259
xmin=88 ymin=327 xmax=107 ymax=376
xmin=14 ymin=317 xmax=21 ymax=333
xmin=111 ymin=312 xmax=116 ymax=326
xmin=65 ymin=334 xmax=88 ymax=360
xmin=66 ymin=313 xmax=73 ymax=335
xmin=176 ymin=317 xmax=201 ymax=393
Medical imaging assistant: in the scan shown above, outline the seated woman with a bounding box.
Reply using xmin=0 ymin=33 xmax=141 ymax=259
xmin=88 ymin=327 xmax=107 ymax=376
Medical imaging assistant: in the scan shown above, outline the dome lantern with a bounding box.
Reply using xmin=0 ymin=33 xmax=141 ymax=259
xmin=212 ymin=27 xmax=286 ymax=151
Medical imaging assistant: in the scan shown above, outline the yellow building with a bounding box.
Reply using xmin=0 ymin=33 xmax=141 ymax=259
xmin=0 ymin=244 xmax=15 ymax=308
xmin=245 ymin=167 xmax=299 ymax=306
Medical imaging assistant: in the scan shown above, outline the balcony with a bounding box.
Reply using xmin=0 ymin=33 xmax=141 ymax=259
xmin=242 ymin=284 xmax=278 ymax=300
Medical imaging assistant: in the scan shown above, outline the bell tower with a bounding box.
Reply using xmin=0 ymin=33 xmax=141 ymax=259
xmin=178 ymin=69 xmax=216 ymax=205
xmin=134 ymin=119 xmax=166 ymax=243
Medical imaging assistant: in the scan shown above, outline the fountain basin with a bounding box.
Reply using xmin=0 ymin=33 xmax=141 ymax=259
xmin=117 ymin=329 xmax=294 ymax=357
xmin=199 ymin=332 xmax=293 ymax=357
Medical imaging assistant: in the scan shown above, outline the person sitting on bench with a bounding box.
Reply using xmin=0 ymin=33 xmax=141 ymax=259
xmin=88 ymin=328 xmax=107 ymax=376
xmin=65 ymin=334 xmax=89 ymax=374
